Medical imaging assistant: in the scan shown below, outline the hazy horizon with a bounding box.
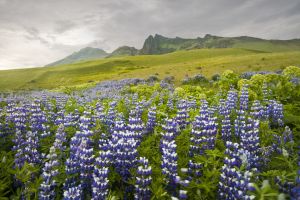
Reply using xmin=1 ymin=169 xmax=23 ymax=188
xmin=0 ymin=0 xmax=300 ymax=70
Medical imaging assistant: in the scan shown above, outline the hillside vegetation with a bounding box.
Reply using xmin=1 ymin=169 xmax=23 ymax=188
xmin=44 ymin=34 xmax=300 ymax=66
xmin=0 ymin=48 xmax=300 ymax=91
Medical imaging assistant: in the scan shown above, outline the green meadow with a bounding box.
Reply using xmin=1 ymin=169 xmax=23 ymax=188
xmin=1 ymin=48 xmax=300 ymax=91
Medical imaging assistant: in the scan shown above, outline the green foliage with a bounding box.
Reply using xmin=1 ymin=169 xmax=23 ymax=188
xmin=250 ymin=180 xmax=279 ymax=200
xmin=1 ymin=49 xmax=300 ymax=91
xmin=219 ymin=70 xmax=239 ymax=90
xmin=188 ymin=149 xmax=225 ymax=199
xmin=283 ymin=66 xmax=300 ymax=79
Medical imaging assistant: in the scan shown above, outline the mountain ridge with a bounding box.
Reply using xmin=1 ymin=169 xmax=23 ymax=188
xmin=45 ymin=34 xmax=300 ymax=66
xmin=46 ymin=47 xmax=109 ymax=67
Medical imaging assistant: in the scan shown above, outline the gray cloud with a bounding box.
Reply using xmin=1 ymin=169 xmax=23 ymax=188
xmin=0 ymin=0 xmax=299 ymax=69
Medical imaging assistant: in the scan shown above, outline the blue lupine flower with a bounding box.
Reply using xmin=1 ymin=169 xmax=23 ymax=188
xmin=135 ymin=157 xmax=152 ymax=200
xmin=176 ymin=100 xmax=189 ymax=129
xmin=240 ymin=84 xmax=249 ymax=111
xmin=40 ymin=124 xmax=66 ymax=199
xmin=146 ymin=106 xmax=157 ymax=133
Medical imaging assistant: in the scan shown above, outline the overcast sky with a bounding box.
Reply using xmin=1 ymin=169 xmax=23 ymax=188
xmin=0 ymin=0 xmax=299 ymax=70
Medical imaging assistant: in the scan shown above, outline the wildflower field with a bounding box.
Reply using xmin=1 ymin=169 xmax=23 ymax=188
xmin=0 ymin=66 xmax=300 ymax=200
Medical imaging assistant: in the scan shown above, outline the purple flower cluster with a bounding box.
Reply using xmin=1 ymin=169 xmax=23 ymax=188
xmin=219 ymin=141 xmax=255 ymax=200
xmin=176 ymin=100 xmax=189 ymax=129
xmin=40 ymin=125 xmax=66 ymax=199
xmin=268 ymin=100 xmax=284 ymax=127
xmin=161 ymin=119 xmax=178 ymax=196
xmin=240 ymin=84 xmax=249 ymax=111
xmin=92 ymin=147 xmax=111 ymax=200
xmin=146 ymin=106 xmax=157 ymax=133
xmin=135 ymin=157 xmax=152 ymax=200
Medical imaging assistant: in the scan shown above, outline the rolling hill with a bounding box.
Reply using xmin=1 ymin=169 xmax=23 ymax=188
xmin=46 ymin=47 xmax=108 ymax=66
xmin=1 ymin=48 xmax=300 ymax=91
xmin=44 ymin=34 xmax=300 ymax=67
xmin=108 ymin=46 xmax=138 ymax=57
xmin=138 ymin=34 xmax=300 ymax=55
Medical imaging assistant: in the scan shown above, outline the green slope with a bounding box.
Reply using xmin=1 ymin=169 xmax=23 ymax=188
xmin=0 ymin=48 xmax=300 ymax=91
xmin=46 ymin=47 xmax=108 ymax=66
xmin=138 ymin=34 xmax=300 ymax=55
xmin=233 ymin=39 xmax=300 ymax=52
xmin=108 ymin=46 xmax=138 ymax=57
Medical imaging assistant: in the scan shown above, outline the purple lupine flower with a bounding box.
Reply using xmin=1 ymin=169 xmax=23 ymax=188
xmin=275 ymin=176 xmax=295 ymax=195
xmin=268 ymin=100 xmax=284 ymax=127
xmin=234 ymin=109 xmax=246 ymax=137
xmin=39 ymin=147 xmax=60 ymax=200
xmin=29 ymin=100 xmax=47 ymax=133
xmin=128 ymin=110 xmax=145 ymax=142
xmin=240 ymin=117 xmax=261 ymax=170
xmin=250 ymin=100 xmax=265 ymax=120
xmin=221 ymin=114 xmax=231 ymax=141
xmin=95 ymin=102 xmax=106 ymax=124
xmin=146 ymin=106 xmax=157 ymax=133
xmin=109 ymin=118 xmax=139 ymax=198
xmin=226 ymin=88 xmax=238 ymax=112
xmin=78 ymin=138 xmax=94 ymax=191
xmin=23 ymin=130 xmax=41 ymax=165
xmin=63 ymin=133 xmax=82 ymax=192
xmin=161 ymin=119 xmax=178 ymax=196
xmin=283 ymin=126 xmax=293 ymax=144
xmin=135 ymin=157 xmax=152 ymax=200
xmin=167 ymin=96 xmax=174 ymax=110
xmin=39 ymin=125 xmax=66 ymax=199
xmin=291 ymin=146 xmax=300 ymax=199
xmin=92 ymin=146 xmax=112 ymax=200
xmin=218 ymin=141 xmax=255 ymax=199
xmin=106 ymin=101 xmax=117 ymax=128
xmin=63 ymin=185 xmax=82 ymax=200
xmin=240 ymin=84 xmax=249 ymax=111
xmin=187 ymin=160 xmax=202 ymax=179
xmin=190 ymin=100 xmax=217 ymax=156
xmin=176 ymin=100 xmax=189 ymax=129
xmin=174 ymin=168 xmax=190 ymax=200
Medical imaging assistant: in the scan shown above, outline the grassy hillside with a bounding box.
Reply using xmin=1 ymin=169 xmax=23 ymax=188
xmin=139 ymin=34 xmax=300 ymax=55
xmin=46 ymin=47 xmax=108 ymax=67
xmin=1 ymin=48 xmax=300 ymax=91
xmin=233 ymin=40 xmax=300 ymax=52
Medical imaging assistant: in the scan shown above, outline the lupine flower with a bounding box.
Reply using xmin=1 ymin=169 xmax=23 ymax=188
xmin=92 ymin=145 xmax=112 ymax=200
xmin=39 ymin=124 xmax=66 ymax=200
xmin=240 ymin=84 xmax=249 ymax=111
xmin=109 ymin=118 xmax=139 ymax=198
xmin=135 ymin=157 xmax=152 ymax=200
xmin=234 ymin=109 xmax=246 ymax=137
xmin=161 ymin=119 xmax=178 ymax=196
xmin=221 ymin=114 xmax=231 ymax=141
xmin=128 ymin=110 xmax=145 ymax=142
xmin=291 ymin=146 xmax=300 ymax=199
xmin=226 ymin=88 xmax=238 ymax=112
xmin=190 ymin=100 xmax=217 ymax=156
xmin=219 ymin=141 xmax=255 ymax=200
xmin=106 ymin=101 xmax=117 ymax=127
xmin=95 ymin=102 xmax=106 ymax=124
xmin=63 ymin=185 xmax=82 ymax=200
xmin=176 ymin=100 xmax=189 ymax=129
xmin=146 ymin=106 xmax=157 ymax=133
xmin=268 ymin=100 xmax=284 ymax=127
xmin=240 ymin=117 xmax=261 ymax=170
xmin=250 ymin=100 xmax=265 ymax=120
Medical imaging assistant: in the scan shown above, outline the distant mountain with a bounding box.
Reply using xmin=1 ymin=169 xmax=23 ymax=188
xmin=46 ymin=34 xmax=300 ymax=67
xmin=139 ymin=34 xmax=300 ymax=55
xmin=108 ymin=46 xmax=138 ymax=57
xmin=46 ymin=47 xmax=108 ymax=66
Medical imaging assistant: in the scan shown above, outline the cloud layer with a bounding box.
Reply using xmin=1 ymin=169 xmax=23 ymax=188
xmin=0 ymin=0 xmax=299 ymax=69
